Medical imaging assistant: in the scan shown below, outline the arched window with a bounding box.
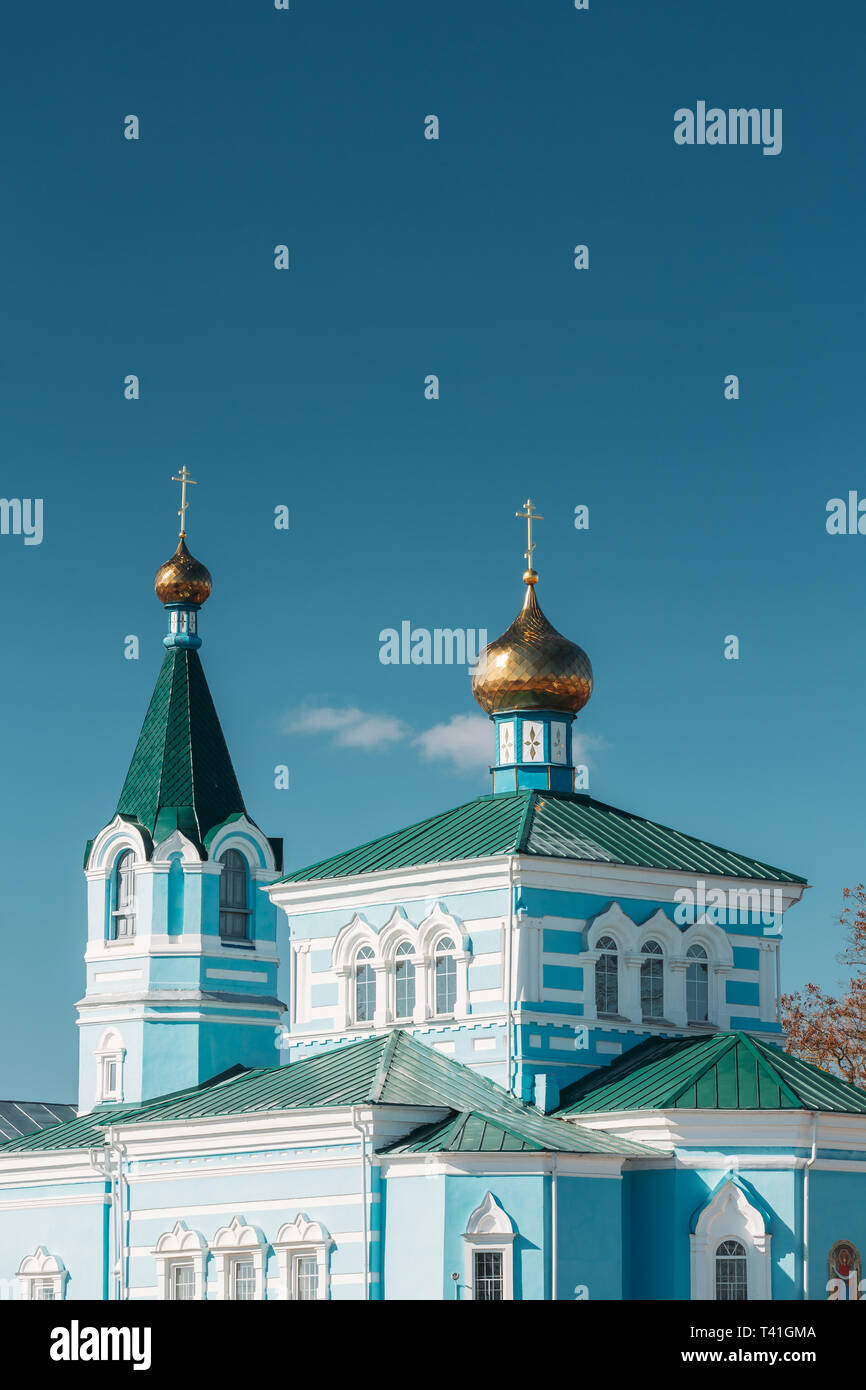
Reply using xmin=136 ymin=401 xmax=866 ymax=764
xmin=434 ymin=937 xmax=457 ymax=1016
xmin=112 ymin=850 xmax=136 ymax=939
xmin=394 ymin=941 xmax=416 ymax=1021
xmin=18 ymin=1249 xmax=68 ymax=1301
xmin=274 ymin=1215 xmax=332 ymax=1301
xmin=219 ymin=849 xmax=250 ymax=940
xmin=640 ymin=940 xmax=664 ymax=1020
xmin=355 ymin=946 xmax=376 ymax=1023
xmin=95 ymin=1029 xmax=125 ymax=1103
xmin=595 ymin=936 xmax=619 ymax=1015
xmin=686 ymin=943 xmax=709 ymax=1022
xmin=715 ymin=1239 xmax=748 ymax=1300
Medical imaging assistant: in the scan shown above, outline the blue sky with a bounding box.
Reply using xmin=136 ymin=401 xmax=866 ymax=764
xmin=1 ymin=0 xmax=863 ymax=1099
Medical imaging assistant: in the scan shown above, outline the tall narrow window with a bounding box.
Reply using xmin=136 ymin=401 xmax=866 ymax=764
xmin=219 ymin=849 xmax=250 ymax=941
xmin=355 ymin=946 xmax=376 ymax=1023
xmin=686 ymin=944 xmax=709 ymax=1022
xmin=473 ymin=1251 xmax=504 ymax=1301
xmin=434 ymin=937 xmax=457 ymax=1016
xmin=640 ymin=940 xmax=664 ymax=1019
xmin=171 ymin=1264 xmax=195 ymax=1301
xmin=595 ymin=936 xmax=619 ymax=1015
xmin=394 ymin=941 xmax=416 ymax=1020
xmin=112 ymin=850 xmax=136 ymax=939
xmin=34 ymin=1281 xmax=56 ymax=1301
xmin=231 ymin=1259 xmax=256 ymax=1301
xmin=294 ymin=1255 xmax=319 ymax=1300
xmin=715 ymin=1240 xmax=748 ymax=1300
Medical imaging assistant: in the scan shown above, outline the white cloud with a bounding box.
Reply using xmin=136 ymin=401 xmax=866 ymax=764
xmin=414 ymin=714 xmax=493 ymax=774
xmin=284 ymin=706 xmax=409 ymax=751
xmin=285 ymin=703 xmax=606 ymax=780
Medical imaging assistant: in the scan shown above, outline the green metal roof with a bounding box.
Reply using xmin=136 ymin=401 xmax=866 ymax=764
xmin=555 ymin=1032 xmax=866 ymax=1115
xmin=0 ymin=1032 xmax=648 ymax=1157
xmin=114 ymin=647 xmax=247 ymax=855
xmin=278 ymin=790 xmax=806 ymax=885
xmin=384 ymin=1110 xmax=557 ymax=1154
xmin=0 ymin=1067 xmax=248 ymax=1154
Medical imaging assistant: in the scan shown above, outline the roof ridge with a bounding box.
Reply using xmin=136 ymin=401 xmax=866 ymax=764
xmin=659 ymin=1032 xmax=739 ymax=1107
xmin=367 ymin=1029 xmax=402 ymax=1103
xmin=514 ymin=790 xmax=537 ymax=854
xmin=739 ymin=1033 xmax=817 ymax=1108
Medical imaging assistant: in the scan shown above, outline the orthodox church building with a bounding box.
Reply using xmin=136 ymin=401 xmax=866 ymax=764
xmin=2 ymin=492 xmax=865 ymax=1303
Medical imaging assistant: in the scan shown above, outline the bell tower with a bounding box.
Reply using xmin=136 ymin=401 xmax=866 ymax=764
xmin=77 ymin=474 xmax=285 ymax=1113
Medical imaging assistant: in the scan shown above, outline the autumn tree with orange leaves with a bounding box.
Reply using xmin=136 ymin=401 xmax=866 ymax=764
xmin=782 ymin=884 xmax=866 ymax=1086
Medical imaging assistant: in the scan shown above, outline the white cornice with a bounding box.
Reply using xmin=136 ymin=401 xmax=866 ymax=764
xmin=511 ymin=857 xmax=807 ymax=909
xmin=571 ymin=1109 xmax=866 ymax=1152
xmin=269 ymin=851 xmax=807 ymax=918
xmin=269 ymin=857 xmax=513 ymax=915
xmin=379 ymin=1152 xmax=625 ymax=1179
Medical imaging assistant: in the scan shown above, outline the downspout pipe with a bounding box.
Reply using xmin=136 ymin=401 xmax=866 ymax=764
xmin=803 ymin=1113 xmax=818 ymax=1301
xmin=506 ymin=860 xmax=515 ymax=1096
xmin=350 ymin=1107 xmax=370 ymax=1300
xmin=89 ymin=1138 xmax=120 ymax=1301
xmin=551 ymin=1153 xmax=559 ymax=1301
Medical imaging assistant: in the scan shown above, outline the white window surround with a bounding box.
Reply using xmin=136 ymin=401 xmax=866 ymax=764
xmin=273 ymin=1214 xmax=332 ymax=1301
xmin=86 ymin=815 xmax=279 ymax=879
xmin=94 ymin=1028 xmax=125 ymax=1102
xmin=210 ymin=1217 xmax=267 ymax=1301
xmin=207 ymin=818 xmax=279 ymax=875
xmin=582 ymin=904 xmax=733 ymax=1029
xmin=85 ymin=816 xmax=149 ymax=876
xmin=153 ymin=1222 xmax=207 ymax=1301
xmin=18 ymin=1248 xmax=68 ymax=1301
xmin=331 ymin=906 xmax=471 ymax=1029
xmin=690 ymin=1179 xmax=772 ymax=1301
xmin=463 ymin=1192 xmax=516 ymax=1301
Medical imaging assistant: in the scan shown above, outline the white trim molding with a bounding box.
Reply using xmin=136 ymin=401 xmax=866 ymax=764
xmin=153 ymin=1221 xmax=207 ymax=1301
xmin=463 ymin=1191 xmax=516 ymax=1301
xmin=18 ymin=1247 xmax=68 ymax=1301
xmin=273 ymin=1214 xmax=332 ymax=1300
xmin=330 ymin=905 xmax=471 ymax=1029
xmin=210 ymin=1216 xmax=268 ymax=1301
xmin=85 ymin=815 xmax=150 ymax=875
xmin=690 ymin=1178 xmax=772 ymax=1301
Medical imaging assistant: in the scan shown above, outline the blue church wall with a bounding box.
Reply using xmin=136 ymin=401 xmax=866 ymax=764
xmin=0 ymin=1184 xmax=109 ymax=1301
xmin=624 ymin=1165 xmax=801 ymax=1300
xmin=443 ymin=1173 xmax=547 ymax=1300
xmin=120 ymin=1144 xmax=372 ymax=1299
xmin=555 ymin=1173 xmax=623 ymax=1299
xmin=381 ymin=1174 xmax=445 ymax=1300
xmin=809 ymin=1169 xmax=866 ymax=1300
xmin=287 ymin=889 xmax=509 ymax=942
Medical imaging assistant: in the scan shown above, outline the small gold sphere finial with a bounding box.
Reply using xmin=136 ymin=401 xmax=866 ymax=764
xmin=522 ymin=568 xmax=538 ymax=586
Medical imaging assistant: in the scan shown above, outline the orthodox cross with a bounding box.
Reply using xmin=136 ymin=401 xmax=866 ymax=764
xmin=516 ymin=497 xmax=543 ymax=573
xmin=172 ymin=466 xmax=197 ymax=538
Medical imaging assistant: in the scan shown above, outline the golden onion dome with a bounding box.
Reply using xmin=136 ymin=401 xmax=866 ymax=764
xmin=472 ymin=579 xmax=593 ymax=715
xmin=154 ymin=537 xmax=213 ymax=606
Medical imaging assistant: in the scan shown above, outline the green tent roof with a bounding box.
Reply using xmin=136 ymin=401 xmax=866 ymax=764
xmin=278 ymin=790 xmax=806 ymax=885
xmin=114 ymin=647 xmax=247 ymax=854
xmin=0 ymin=1032 xmax=649 ymax=1157
xmin=383 ymin=1110 xmax=556 ymax=1154
xmin=555 ymin=1031 xmax=866 ymax=1115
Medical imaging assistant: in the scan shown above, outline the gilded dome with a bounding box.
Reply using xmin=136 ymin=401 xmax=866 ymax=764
xmin=472 ymin=581 xmax=593 ymax=715
xmin=154 ymin=537 xmax=212 ymax=606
